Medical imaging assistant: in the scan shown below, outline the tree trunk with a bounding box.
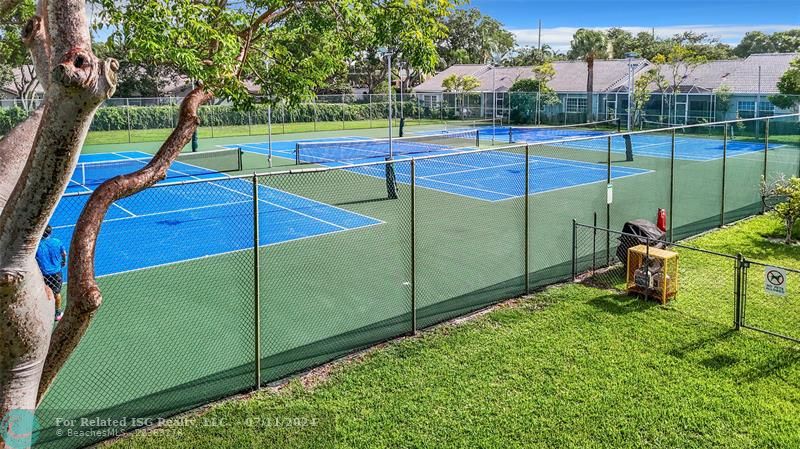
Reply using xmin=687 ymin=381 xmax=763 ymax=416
xmin=37 ymin=87 xmax=212 ymax=401
xmin=586 ymin=57 xmax=594 ymax=123
xmin=0 ymin=0 xmax=118 ymax=427
xmin=786 ymin=218 xmax=795 ymax=244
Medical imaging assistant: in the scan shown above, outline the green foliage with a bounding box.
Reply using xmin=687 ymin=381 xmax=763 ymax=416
xmin=437 ymin=8 xmax=515 ymax=67
xmin=769 ymin=57 xmax=800 ymax=110
xmin=632 ymin=68 xmax=665 ymax=125
xmin=714 ymin=84 xmax=733 ymax=117
xmin=734 ymin=29 xmax=800 ymax=57
xmin=763 ymin=176 xmax=800 ymax=243
xmin=508 ymin=79 xmax=541 ymax=92
xmin=95 ymin=0 xmax=459 ymax=109
xmin=503 ymin=44 xmax=563 ymax=66
xmin=568 ymin=29 xmax=608 ymax=62
xmin=0 ymin=0 xmax=36 ymax=99
xmin=441 ymin=74 xmax=480 ymax=93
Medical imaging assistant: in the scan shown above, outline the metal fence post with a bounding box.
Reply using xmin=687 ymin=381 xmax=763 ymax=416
xmin=524 ymin=144 xmax=530 ymax=294
xmin=124 ymin=98 xmax=132 ymax=143
xmin=734 ymin=253 xmax=742 ymax=330
xmin=606 ymin=136 xmax=612 ymax=265
xmin=668 ymin=129 xmax=676 ymax=242
xmin=252 ymin=174 xmax=261 ymax=389
xmin=410 ymin=159 xmax=417 ymax=335
xmin=762 ymin=118 xmax=770 ymax=214
xmin=571 ymin=219 xmax=577 ymax=281
xmin=248 ymin=110 xmax=252 ymax=136
xmin=209 ymin=104 xmax=215 ymax=138
xmin=313 ymin=99 xmax=318 ymax=132
xmin=592 ymin=212 xmax=597 ymax=273
xmin=720 ymin=124 xmax=728 ymax=227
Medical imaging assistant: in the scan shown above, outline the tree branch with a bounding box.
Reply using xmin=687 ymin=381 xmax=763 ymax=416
xmin=37 ymin=86 xmax=213 ymax=403
xmin=0 ymin=107 xmax=43 ymax=213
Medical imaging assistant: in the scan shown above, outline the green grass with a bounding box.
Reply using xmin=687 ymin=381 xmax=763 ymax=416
xmin=96 ymin=215 xmax=800 ymax=449
xmin=84 ymin=118 xmax=444 ymax=146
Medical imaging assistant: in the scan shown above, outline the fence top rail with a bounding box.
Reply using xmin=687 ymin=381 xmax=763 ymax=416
xmin=520 ymin=112 xmax=800 ymax=149
xmin=742 ymin=258 xmax=800 ymax=274
xmin=575 ymin=222 xmax=738 ymax=260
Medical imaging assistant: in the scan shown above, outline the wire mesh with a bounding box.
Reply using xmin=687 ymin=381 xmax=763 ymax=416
xmin=671 ymin=123 xmax=725 ymax=240
xmin=574 ymin=224 xmax=738 ymax=327
xmin=742 ymin=260 xmax=800 ymax=343
xmin=35 ymin=178 xmax=257 ymax=449
xmin=295 ymin=129 xmax=478 ymax=164
xmin=529 ymin=138 xmax=609 ymax=288
xmin=415 ymin=148 xmax=527 ymax=328
xmin=256 ymin=161 xmax=412 ymax=382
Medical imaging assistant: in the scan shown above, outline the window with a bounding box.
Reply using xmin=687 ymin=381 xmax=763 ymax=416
xmin=566 ymin=97 xmax=586 ymax=113
xmin=738 ymin=100 xmax=774 ymax=118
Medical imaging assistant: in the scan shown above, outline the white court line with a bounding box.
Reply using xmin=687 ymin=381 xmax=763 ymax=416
xmin=95 ymin=221 xmax=383 ymax=280
xmin=354 ymin=164 xmax=514 ymax=199
xmin=53 ymin=200 xmax=251 ymax=230
xmin=72 ymin=149 xmax=382 ymax=235
xmin=492 ymin=169 xmax=657 ymax=203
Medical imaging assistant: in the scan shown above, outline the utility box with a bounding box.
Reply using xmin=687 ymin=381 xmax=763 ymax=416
xmin=626 ymin=245 xmax=679 ymax=304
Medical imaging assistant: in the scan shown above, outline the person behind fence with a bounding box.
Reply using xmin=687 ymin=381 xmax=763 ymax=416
xmin=36 ymin=225 xmax=67 ymax=321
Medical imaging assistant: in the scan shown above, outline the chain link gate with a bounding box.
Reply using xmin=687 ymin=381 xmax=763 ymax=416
xmin=738 ymin=259 xmax=800 ymax=343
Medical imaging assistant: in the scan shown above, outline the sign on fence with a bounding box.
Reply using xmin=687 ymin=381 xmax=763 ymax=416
xmin=764 ymin=266 xmax=788 ymax=296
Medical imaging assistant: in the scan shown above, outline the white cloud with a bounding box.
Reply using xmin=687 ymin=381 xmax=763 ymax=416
xmin=511 ymin=24 xmax=799 ymax=51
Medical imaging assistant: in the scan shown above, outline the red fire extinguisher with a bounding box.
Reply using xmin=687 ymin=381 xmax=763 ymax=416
xmin=657 ymin=208 xmax=667 ymax=232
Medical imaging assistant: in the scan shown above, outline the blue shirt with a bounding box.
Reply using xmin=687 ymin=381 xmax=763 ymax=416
xmin=36 ymin=236 xmax=66 ymax=276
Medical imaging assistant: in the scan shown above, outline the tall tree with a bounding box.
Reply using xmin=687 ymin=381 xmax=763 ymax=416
xmin=0 ymin=0 xmax=458 ymax=435
xmin=771 ymin=30 xmax=800 ymax=53
xmin=734 ymin=31 xmax=776 ymax=57
xmin=606 ymin=27 xmax=635 ymax=59
xmin=769 ymin=57 xmax=800 ymax=113
xmin=437 ymin=8 xmax=515 ymax=67
xmin=568 ymin=28 xmax=608 ymax=122
xmin=653 ymin=45 xmax=707 ymax=124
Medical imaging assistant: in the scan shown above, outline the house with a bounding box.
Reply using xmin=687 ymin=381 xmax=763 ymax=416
xmin=413 ymin=53 xmax=800 ymax=124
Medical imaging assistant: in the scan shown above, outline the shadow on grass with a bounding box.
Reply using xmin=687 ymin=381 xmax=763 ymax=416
xmin=586 ymin=293 xmax=659 ymax=315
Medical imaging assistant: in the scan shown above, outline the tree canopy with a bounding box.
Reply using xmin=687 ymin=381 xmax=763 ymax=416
xmin=734 ymin=29 xmax=800 ymax=57
xmin=436 ymin=8 xmax=515 ymax=67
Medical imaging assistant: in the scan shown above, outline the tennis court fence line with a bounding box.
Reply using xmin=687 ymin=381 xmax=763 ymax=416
xmin=35 ymin=113 xmax=800 ymax=449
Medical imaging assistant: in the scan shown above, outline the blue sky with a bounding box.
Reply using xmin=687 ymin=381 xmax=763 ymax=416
xmin=468 ymin=0 xmax=800 ymax=50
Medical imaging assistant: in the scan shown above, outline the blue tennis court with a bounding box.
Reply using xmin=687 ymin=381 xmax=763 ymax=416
xmin=53 ymin=151 xmax=381 ymax=277
xmin=475 ymin=126 xmax=779 ymax=161
xmin=228 ymin=139 xmax=650 ymax=202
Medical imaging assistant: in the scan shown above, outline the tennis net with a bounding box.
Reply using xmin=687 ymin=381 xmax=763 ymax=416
xmin=73 ymin=148 xmax=243 ymax=187
xmin=295 ymin=129 xmax=480 ymax=164
xmin=508 ymin=119 xmax=619 ymax=143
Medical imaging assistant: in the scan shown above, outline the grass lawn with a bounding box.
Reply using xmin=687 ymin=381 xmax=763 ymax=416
xmin=84 ymin=118 xmax=444 ymax=146
xmin=104 ymin=215 xmax=800 ymax=449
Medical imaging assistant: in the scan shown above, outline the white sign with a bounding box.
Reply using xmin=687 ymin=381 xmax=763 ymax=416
xmin=764 ymin=266 xmax=787 ymax=297
xmin=607 ymin=183 xmax=613 ymax=205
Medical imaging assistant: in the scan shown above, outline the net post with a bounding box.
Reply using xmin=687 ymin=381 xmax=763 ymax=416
xmin=508 ymin=127 xmax=512 ymax=144
xmin=720 ymin=123 xmax=728 ymax=227
xmin=209 ymin=104 xmax=215 ymax=138
xmin=295 ymin=142 xmax=300 ymax=165
xmin=252 ymin=173 xmax=261 ymax=390
xmin=571 ymin=219 xmax=577 ymax=281
xmin=237 ymin=147 xmax=243 ymax=172
xmin=668 ymin=129 xmax=676 ymax=242
xmin=476 ymin=130 xmax=480 ymax=148
xmin=616 ymin=117 xmax=621 ymax=133
xmin=762 ymin=118 xmax=770 ymax=214
xmin=410 ymin=159 xmax=417 ymax=335
xmin=524 ymin=144 xmax=530 ymax=294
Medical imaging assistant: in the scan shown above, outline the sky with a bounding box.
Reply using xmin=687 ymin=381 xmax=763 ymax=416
xmin=468 ymin=0 xmax=800 ymax=51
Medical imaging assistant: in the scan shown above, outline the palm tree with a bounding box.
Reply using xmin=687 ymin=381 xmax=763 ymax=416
xmin=569 ymin=29 xmax=608 ymax=122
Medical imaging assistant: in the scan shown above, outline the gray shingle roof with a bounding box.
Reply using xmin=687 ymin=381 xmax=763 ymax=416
xmin=414 ymin=53 xmax=800 ymax=95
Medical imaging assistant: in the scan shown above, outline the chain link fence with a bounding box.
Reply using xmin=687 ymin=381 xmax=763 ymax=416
xmin=5 ymin=93 xmax=797 ymax=144
xmin=28 ymin=113 xmax=800 ymax=448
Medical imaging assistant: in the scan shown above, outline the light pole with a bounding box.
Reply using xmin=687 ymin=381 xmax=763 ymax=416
xmin=625 ymin=52 xmax=639 ymax=131
xmin=380 ymin=48 xmax=395 ymax=158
